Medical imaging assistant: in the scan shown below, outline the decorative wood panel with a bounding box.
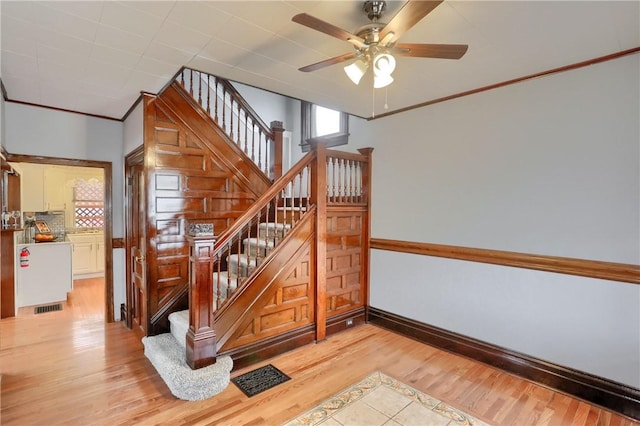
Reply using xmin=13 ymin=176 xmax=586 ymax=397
xmin=216 ymin=215 xmax=315 ymax=352
xmin=1 ymin=230 xmax=17 ymax=318
xmin=325 ymin=208 xmax=366 ymax=316
xmin=144 ymin=86 xmax=272 ymax=334
xmin=225 ymin=249 xmax=312 ymax=350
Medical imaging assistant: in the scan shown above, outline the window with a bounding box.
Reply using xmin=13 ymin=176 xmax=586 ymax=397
xmin=301 ymin=101 xmax=349 ymax=152
xmin=74 ymin=178 xmax=104 ymax=228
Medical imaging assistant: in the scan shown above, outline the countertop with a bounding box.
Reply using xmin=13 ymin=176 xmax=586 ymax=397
xmin=18 ymin=240 xmax=72 ymax=247
xmin=1 ymin=227 xmax=23 ymax=233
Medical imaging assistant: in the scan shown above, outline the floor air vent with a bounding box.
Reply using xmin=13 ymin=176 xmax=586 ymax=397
xmin=34 ymin=303 xmax=62 ymax=314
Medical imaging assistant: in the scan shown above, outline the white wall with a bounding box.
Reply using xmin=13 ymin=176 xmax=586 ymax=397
xmin=123 ymin=101 xmax=143 ymax=156
xmin=361 ymin=55 xmax=639 ymax=264
xmin=0 ymin=92 xmax=5 ymax=149
xmin=235 ymin=82 xmax=306 ymax=167
xmin=349 ymin=55 xmax=640 ymax=387
xmin=4 ymin=103 xmax=126 ymax=320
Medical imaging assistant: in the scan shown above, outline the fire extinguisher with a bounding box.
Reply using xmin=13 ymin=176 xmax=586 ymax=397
xmin=20 ymin=248 xmax=30 ymax=268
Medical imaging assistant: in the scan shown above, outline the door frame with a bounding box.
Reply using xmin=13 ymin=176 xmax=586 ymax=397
xmin=4 ymin=153 xmax=115 ymax=322
xmin=124 ymin=145 xmax=144 ymax=330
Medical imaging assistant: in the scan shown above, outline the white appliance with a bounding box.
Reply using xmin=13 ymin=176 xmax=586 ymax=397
xmin=15 ymin=242 xmax=73 ymax=308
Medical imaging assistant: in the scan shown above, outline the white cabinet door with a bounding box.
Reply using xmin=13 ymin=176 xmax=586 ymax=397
xmin=95 ymin=236 xmax=105 ymax=273
xmin=71 ymin=241 xmax=94 ymax=275
xmin=17 ymin=163 xmax=45 ymax=212
xmin=43 ymin=168 xmax=68 ymax=211
xmin=68 ymin=233 xmax=104 ymax=276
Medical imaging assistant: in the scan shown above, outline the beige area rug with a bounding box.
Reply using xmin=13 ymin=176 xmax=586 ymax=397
xmin=283 ymin=371 xmax=490 ymax=426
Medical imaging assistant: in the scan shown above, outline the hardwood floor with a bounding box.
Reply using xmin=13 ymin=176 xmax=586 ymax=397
xmin=1 ymin=279 xmax=636 ymax=425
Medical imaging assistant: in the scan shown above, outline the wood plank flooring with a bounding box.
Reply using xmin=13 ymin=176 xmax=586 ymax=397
xmin=1 ymin=278 xmax=637 ymax=425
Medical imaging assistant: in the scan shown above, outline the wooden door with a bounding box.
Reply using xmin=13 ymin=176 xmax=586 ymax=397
xmin=125 ymin=148 xmax=147 ymax=335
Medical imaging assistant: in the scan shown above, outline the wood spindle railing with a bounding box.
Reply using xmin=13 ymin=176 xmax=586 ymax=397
xmin=177 ymin=67 xmax=283 ymax=180
xmin=325 ymin=152 xmax=367 ymax=205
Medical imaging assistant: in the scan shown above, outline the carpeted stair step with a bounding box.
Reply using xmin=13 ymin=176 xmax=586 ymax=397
xmin=168 ymin=309 xmax=189 ymax=349
xmin=243 ymin=237 xmax=275 ymax=257
xmin=226 ymin=253 xmax=259 ymax=278
xmin=257 ymin=222 xmax=291 ymax=241
xmin=142 ymin=333 xmax=233 ymax=401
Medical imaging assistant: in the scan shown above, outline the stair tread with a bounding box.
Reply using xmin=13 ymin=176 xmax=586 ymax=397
xmin=243 ymin=237 xmax=275 ymax=247
xmin=258 ymin=222 xmax=292 ymax=229
xmin=168 ymin=309 xmax=189 ymax=325
xmin=168 ymin=310 xmax=189 ymax=349
xmin=227 ymin=253 xmax=259 ymax=265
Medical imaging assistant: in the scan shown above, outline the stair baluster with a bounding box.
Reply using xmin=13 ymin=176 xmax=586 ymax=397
xmin=206 ymin=75 xmax=211 ymax=114
xmin=214 ymin=79 xmax=219 ymax=121
xmin=176 ymin=67 xmax=282 ymax=179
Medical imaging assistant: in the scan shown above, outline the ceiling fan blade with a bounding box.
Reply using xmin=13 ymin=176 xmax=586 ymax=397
xmin=392 ymin=43 xmax=468 ymax=59
xmin=292 ymin=13 xmax=366 ymax=48
xmin=379 ymin=0 xmax=444 ymax=45
xmin=299 ymin=52 xmax=358 ymax=72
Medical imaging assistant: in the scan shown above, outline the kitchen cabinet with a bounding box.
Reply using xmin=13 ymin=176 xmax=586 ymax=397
xmin=9 ymin=163 xmax=102 ymax=222
xmin=67 ymin=233 xmax=104 ymax=277
xmin=6 ymin=172 xmax=21 ymax=212
xmin=14 ymin=163 xmax=45 ymax=212
xmin=43 ymin=168 xmax=68 ymax=211
xmin=15 ymin=241 xmax=73 ymax=308
xmin=1 ymin=229 xmax=21 ymax=318
xmin=95 ymin=238 xmax=105 ymax=272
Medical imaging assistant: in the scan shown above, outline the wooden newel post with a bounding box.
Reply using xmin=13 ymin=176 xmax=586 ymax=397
xmin=270 ymin=120 xmax=284 ymax=181
xmin=185 ymin=233 xmax=218 ymax=369
xmin=310 ymin=141 xmax=327 ymax=342
xmin=356 ymin=147 xmax=374 ymax=319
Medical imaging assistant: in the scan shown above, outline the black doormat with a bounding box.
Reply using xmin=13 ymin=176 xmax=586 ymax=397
xmin=34 ymin=303 xmax=62 ymax=314
xmin=231 ymin=364 xmax=291 ymax=397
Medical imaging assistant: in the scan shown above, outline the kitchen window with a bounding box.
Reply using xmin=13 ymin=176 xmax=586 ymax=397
xmin=74 ymin=178 xmax=104 ymax=228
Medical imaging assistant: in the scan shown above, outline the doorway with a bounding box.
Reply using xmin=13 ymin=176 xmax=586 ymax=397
xmin=5 ymin=153 xmax=115 ymax=322
xmin=124 ymin=146 xmax=145 ymax=335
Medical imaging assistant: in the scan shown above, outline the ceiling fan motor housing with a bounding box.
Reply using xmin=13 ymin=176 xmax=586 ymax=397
xmin=363 ymin=1 xmax=386 ymax=21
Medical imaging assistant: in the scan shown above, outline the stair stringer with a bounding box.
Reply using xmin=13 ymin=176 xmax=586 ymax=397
xmin=213 ymin=210 xmax=316 ymax=353
xmin=158 ymin=82 xmax=272 ymax=196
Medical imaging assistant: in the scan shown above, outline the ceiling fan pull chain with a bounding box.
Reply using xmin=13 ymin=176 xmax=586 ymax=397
xmin=372 ymin=83 xmax=376 ymax=118
xmin=384 ymin=87 xmax=389 ymax=110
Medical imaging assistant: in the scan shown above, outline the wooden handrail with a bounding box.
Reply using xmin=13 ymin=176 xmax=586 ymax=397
xmin=212 ymin=150 xmax=316 ymax=251
xmin=326 ymin=151 xmax=369 ymax=163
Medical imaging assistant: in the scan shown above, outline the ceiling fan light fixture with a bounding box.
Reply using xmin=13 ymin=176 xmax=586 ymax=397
xmin=373 ymin=52 xmax=396 ymax=76
xmin=373 ymin=73 xmax=394 ymax=89
xmin=344 ymin=59 xmax=369 ymax=85
xmin=372 ymin=52 xmax=396 ymax=88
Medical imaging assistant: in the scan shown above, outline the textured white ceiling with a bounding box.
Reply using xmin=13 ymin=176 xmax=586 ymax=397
xmin=1 ymin=1 xmax=638 ymax=120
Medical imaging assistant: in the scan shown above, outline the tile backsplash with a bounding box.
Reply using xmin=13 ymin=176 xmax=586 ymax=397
xmin=26 ymin=212 xmax=66 ymax=237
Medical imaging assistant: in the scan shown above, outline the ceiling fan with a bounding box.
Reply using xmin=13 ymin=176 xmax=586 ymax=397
xmin=292 ymin=0 xmax=468 ymax=88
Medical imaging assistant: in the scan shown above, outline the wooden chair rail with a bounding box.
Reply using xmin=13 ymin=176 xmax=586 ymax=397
xmin=370 ymin=238 xmax=640 ymax=285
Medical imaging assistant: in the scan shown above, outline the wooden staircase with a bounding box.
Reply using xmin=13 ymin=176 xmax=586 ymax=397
xmin=139 ymin=66 xmax=373 ymax=372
